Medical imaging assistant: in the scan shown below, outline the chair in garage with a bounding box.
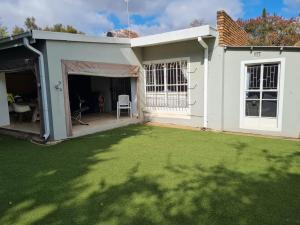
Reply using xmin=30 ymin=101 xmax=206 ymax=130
xmin=117 ymin=95 xmax=132 ymax=119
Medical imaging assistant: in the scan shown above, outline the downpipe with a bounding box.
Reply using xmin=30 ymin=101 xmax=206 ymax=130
xmin=197 ymin=37 xmax=208 ymax=129
xmin=23 ymin=38 xmax=50 ymax=142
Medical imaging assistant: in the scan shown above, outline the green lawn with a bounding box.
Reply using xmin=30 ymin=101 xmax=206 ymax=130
xmin=0 ymin=125 xmax=300 ymax=225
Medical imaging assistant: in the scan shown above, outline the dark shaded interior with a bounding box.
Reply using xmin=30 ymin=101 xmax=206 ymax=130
xmin=68 ymin=75 xmax=131 ymax=114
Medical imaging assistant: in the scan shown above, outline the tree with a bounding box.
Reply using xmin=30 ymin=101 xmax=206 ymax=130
xmin=106 ymin=29 xmax=139 ymax=38
xmin=0 ymin=23 xmax=8 ymax=38
xmin=237 ymin=9 xmax=300 ymax=46
xmin=12 ymin=26 xmax=25 ymax=35
xmin=44 ymin=24 xmax=83 ymax=34
xmin=190 ymin=19 xmax=206 ymax=27
xmin=24 ymin=17 xmax=40 ymax=30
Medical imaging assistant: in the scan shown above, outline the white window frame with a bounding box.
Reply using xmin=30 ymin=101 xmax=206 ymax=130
xmin=143 ymin=57 xmax=191 ymax=115
xmin=240 ymin=58 xmax=285 ymax=131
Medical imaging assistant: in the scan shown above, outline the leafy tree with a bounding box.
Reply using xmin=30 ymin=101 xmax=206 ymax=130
xmin=12 ymin=26 xmax=25 ymax=35
xmin=0 ymin=23 xmax=8 ymax=38
xmin=24 ymin=17 xmax=40 ymax=30
xmin=44 ymin=23 xmax=83 ymax=34
xmin=106 ymin=29 xmax=138 ymax=38
xmin=237 ymin=9 xmax=300 ymax=46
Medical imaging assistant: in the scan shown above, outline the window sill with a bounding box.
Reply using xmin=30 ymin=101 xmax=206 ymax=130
xmin=239 ymin=125 xmax=281 ymax=132
xmin=240 ymin=117 xmax=281 ymax=132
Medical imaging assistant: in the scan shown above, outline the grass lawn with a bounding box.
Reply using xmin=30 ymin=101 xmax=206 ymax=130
xmin=0 ymin=125 xmax=300 ymax=225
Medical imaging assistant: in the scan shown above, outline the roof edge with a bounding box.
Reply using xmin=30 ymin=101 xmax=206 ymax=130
xmin=224 ymin=45 xmax=300 ymax=50
xmin=131 ymin=25 xmax=217 ymax=47
xmin=0 ymin=31 xmax=32 ymax=44
xmin=32 ymin=30 xmax=131 ymax=44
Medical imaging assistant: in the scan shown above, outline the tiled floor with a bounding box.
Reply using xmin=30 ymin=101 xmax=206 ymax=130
xmin=72 ymin=112 xmax=140 ymax=138
xmin=2 ymin=120 xmax=40 ymax=134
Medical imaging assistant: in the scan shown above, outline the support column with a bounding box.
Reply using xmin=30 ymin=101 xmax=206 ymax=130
xmin=130 ymin=78 xmax=138 ymax=117
xmin=0 ymin=72 xmax=10 ymax=126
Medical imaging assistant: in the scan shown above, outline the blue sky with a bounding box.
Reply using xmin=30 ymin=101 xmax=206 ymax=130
xmin=241 ymin=0 xmax=297 ymax=19
xmin=0 ymin=0 xmax=299 ymax=36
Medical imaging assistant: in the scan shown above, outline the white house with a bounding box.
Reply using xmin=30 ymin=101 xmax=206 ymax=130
xmin=1 ymin=11 xmax=300 ymax=142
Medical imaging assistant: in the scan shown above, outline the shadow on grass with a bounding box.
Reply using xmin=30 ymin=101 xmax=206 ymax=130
xmin=0 ymin=125 xmax=300 ymax=225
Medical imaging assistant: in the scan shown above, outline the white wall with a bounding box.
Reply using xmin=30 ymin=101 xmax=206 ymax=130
xmin=0 ymin=73 xmax=10 ymax=127
xmin=139 ymin=40 xmax=205 ymax=128
xmin=45 ymin=40 xmax=141 ymax=140
xmin=223 ymin=49 xmax=300 ymax=138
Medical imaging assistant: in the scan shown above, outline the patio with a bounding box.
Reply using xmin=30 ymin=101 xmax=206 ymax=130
xmin=72 ymin=113 xmax=140 ymax=137
xmin=1 ymin=120 xmax=40 ymax=135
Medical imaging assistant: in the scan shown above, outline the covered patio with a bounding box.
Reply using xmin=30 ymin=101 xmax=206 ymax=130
xmin=0 ymin=36 xmax=44 ymax=139
xmin=61 ymin=60 xmax=141 ymax=138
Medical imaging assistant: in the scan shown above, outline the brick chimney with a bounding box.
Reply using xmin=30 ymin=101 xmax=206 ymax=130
xmin=217 ymin=10 xmax=249 ymax=46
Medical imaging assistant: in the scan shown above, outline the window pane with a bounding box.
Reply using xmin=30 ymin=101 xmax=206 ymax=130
xmin=155 ymin=63 xmax=164 ymax=87
xmin=247 ymin=65 xmax=261 ymax=90
xmin=178 ymin=85 xmax=187 ymax=92
xmin=144 ymin=60 xmax=189 ymax=109
xmin=246 ymin=91 xmax=260 ymax=99
xmin=167 ymin=85 xmax=177 ymax=92
xmin=156 ymin=86 xmax=164 ymax=92
xmin=261 ymin=100 xmax=277 ymax=117
xmin=262 ymin=92 xmax=277 ymax=99
xmin=245 ymin=100 xmax=260 ymax=116
xmin=145 ymin=65 xmax=154 ymax=85
xmin=263 ymin=64 xmax=278 ymax=89
xmin=167 ymin=62 xmax=177 ymax=85
xmin=146 ymin=86 xmax=155 ymax=92
xmin=177 ymin=62 xmax=188 ymax=84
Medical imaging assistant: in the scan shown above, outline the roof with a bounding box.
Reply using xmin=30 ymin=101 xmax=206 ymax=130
xmin=0 ymin=30 xmax=131 ymax=51
xmin=32 ymin=30 xmax=131 ymax=44
xmin=131 ymin=25 xmax=217 ymax=47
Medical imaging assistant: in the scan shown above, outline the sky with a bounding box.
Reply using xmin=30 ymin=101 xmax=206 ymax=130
xmin=0 ymin=0 xmax=299 ymax=36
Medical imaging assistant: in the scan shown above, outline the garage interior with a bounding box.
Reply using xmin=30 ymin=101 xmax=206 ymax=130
xmin=67 ymin=74 xmax=137 ymax=137
xmin=3 ymin=70 xmax=41 ymax=134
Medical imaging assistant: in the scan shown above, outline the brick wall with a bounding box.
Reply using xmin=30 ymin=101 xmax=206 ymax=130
xmin=217 ymin=10 xmax=249 ymax=46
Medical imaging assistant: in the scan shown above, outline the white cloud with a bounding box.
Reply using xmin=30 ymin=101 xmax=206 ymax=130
xmin=0 ymin=0 xmax=114 ymax=35
xmin=283 ymin=0 xmax=300 ymax=15
xmin=131 ymin=0 xmax=243 ymax=35
xmin=0 ymin=0 xmax=244 ymax=36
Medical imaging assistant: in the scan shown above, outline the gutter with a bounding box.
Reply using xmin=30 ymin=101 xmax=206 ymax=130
xmin=23 ymin=38 xmax=50 ymax=141
xmin=197 ymin=37 xmax=208 ymax=129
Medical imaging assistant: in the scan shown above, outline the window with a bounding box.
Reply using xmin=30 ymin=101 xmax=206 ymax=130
xmin=144 ymin=59 xmax=189 ymax=109
xmin=245 ymin=63 xmax=279 ymax=118
xmin=240 ymin=58 xmax=285 ymax=131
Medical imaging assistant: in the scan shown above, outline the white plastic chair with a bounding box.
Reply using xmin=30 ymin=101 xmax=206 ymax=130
xmin=117 ymin=95 xmax=132 ymax=119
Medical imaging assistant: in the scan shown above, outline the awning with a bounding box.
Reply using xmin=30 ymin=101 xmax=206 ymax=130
xmin=62 ymin=60 xmax=139 ymax=78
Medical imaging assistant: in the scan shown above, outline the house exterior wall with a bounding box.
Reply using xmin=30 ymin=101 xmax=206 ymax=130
xmin=138 ymin=40 xmax=206 ymax=128
xmin=0 ymin=72 xmax=10 ymax=127
xmin=207 ymin=38 xmax=224 ymax=131
xmin=44 ymin=40 xmax=141 ymax=140
xmin=222 ymin=48 xmax=300 ymax=138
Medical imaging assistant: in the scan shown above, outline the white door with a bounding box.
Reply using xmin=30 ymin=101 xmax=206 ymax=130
xmin=0 ymin=72 xmax=10 ymax=126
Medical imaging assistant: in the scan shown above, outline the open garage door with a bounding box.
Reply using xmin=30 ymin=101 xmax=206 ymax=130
xmin=61 ymin=60 xmax=140 ymax=137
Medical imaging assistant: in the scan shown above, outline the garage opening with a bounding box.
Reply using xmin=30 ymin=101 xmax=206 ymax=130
xmin=62 ymin=60 xmax=140 ymax=137
xmin=68 ymin=75 xmax=135 ymax=136
xmin=2 ymin=70 xmax=41 ymax=135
